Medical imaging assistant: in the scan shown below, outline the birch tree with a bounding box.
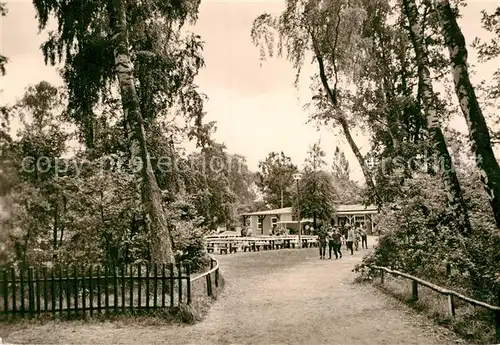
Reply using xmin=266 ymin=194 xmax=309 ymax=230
xmin=402 ymin=0 xmax=472 ymax=235
xmin=434 ymin=0 xmax=500 ymax=228
xmin=251 ymin=0 xmax=383 ymax=207
xmin=33 ymin=0 xmax=203 ymax=264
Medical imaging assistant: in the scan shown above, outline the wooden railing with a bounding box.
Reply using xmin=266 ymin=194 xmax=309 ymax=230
xmin=191 ymin=257 xmax=219 ymax=297
xmin=370 ymin=265 xmax=500 ymax=341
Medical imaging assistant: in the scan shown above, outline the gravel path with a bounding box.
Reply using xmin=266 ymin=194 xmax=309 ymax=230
xmin=2 ymin=240 xmax=465 ymax=344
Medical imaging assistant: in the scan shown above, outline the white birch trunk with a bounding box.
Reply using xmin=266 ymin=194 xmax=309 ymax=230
xmin=109 ymin=0 xmax=175 ymax=264
xmin=402 ymin=0 xmax=472 ymax=234
xmin=435 ymin=0 xmax=500 ymax=228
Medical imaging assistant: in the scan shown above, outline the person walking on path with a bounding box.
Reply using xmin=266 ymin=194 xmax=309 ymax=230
xmin=327 ymin=226 xmax=335 ymax=259
xmin=360 ymin=225 xmax=368 ymax=249
xmin=318 ymin=226 xmax=327 ymax=259
xmin=346 ymin=226 xmax=354 ymax=255
xmin=332 ymin=227 xmax=342 ymax=259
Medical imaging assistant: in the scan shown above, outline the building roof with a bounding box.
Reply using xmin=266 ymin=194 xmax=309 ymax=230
xmin=335 ymin=204 xmax=378 ymax=214
xmin=241 ymin=204 xmax=378 ymax=217
xmin=241 ymin=207 xmax=293 ymax=216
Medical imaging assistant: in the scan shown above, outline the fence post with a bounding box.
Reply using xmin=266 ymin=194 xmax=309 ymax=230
xmin=411 ymin=280 xmax=418 ymax=301
xmin=161 ymin=264 xmax=166 ymax=308
xmin=129 ymin=265 xmax=134 ymax=312
xmin=185 ymin=263 xmax=191 ymax=305
xmin=11 ymin=268 xmax=16 ymax=315
xmin=169 ymin=264 xmax=174 ymax=307
xmin=58 ymin=267 xmax=63 ymax=316
xmin=145 ymin=265 xmax=150 ymax=311
xmin=113 ymin=265 xmax=118 ymax=313
xmin=153 ymin=264 xmax=158 ymax=309
xmin=137 ymin=264 xmax=142 ymax=309
xmin=177 ymin=263 xmax=183 ymax=304
xmin=73 ymin=266 xmax=79 ymax=315
xmin=447 ymin=294 xmax=455 ymax=317
xmin=81 ymin=265 xmax=86 ymax=318
xmin=206 ymin=274 xmax=212 ymax=297
xmin=121 ymin=265 xmax=126 ymax=312
xmin=50 ymin=268 xmax=55 ymax=316
xmin=97 ymin=266 xmax=101 ymax=314
xmin=3 ymin=269 xmax=8 ymax=315
xmin=28 ymin=267 xmax=34 ymax=316
xmin=89 ymin=266 xmax=94 ymax=317
xmin=43 ymin=268 xmax=48 ymax=313
xmin=381 ymin=269 xmax=384 ymax=284
xmin=35 ymin=268 xmax=41 ymax=315
xmin=215 ymin=267 xmax=219 ymax=288
xmin=20 ymin=267 xmax=25 ymax=316
xmin=65 ymin=269 xmax=71 ymax=317
xmin=104 ymin=266 xmax=109 ymax=314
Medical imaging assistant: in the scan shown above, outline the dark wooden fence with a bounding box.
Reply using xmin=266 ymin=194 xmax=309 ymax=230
xmin=370 ymin=265 xmax=500 ymax=341
xmin=0 ymin=262 xmax=192 ymax=319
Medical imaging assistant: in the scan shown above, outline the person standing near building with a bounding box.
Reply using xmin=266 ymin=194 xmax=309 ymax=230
xmin=354 ymin=225 xmax=360 ymax=251
xmin=346 ymin=226 xmax=354 ymax=255
xmin=360 ymin=225 xmax=368 ymax=249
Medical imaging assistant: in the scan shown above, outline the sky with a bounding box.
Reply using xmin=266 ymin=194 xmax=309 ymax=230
xmin=0 ymin=0 xmax=499 ymax=184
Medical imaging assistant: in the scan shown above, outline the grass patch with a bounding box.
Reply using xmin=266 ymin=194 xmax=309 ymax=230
xmin=361 ymin=273 xmax=497 ymax=344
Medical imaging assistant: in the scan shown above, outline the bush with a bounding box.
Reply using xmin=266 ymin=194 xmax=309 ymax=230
xmin=361 ymin=171 xmax=500 ymax=303
xmin=171 ymin=221 xmax=210 ymax=272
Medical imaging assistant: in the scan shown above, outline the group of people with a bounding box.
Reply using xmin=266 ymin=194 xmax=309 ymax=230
xmin=317 ymin=224 xmax=368 ymax=259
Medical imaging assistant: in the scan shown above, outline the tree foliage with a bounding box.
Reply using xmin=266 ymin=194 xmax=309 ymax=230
xmin=256 ymin=151 xmax=298 ymax=208
xmin=0 ymin=81 xmax=254 ymax=271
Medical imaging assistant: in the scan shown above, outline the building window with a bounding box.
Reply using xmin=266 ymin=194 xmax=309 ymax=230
xmin=257 ymin=217 xmax=263 ymax=231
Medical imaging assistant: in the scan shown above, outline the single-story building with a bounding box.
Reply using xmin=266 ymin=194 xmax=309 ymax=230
xmin=241 ymin=204 xmax=378 ymax=236
xmin=333 ymin=204 xmax=379 ymax=233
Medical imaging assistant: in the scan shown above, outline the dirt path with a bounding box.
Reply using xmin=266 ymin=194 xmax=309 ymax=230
xmin=3 ymin=241 xmax=465 ymax=344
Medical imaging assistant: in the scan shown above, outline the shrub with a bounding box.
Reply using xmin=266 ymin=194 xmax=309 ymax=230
xmin=361 ymin=171 xmax=500 ymax=303
xmin=171 ymin=221 xmax=210 ymax=272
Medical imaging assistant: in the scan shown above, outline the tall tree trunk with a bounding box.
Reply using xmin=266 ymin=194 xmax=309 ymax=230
xmin=108 ymin=0 xmax=175 ymax=264
xmin=337 ymin=116 xmax=383 ymax=208
xmin=311 ymin=37 xmax=383 ymax=208
xmin=435 ymin=0 xmax=500 ymax=228
xmin=402 ymin=0 xmax=472 ymax=235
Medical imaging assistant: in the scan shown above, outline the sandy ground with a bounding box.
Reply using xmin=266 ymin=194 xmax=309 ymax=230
xmin=2 ymin=237 xmax=466 ymax=344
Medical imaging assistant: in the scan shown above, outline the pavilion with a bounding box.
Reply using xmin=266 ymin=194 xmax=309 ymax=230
xmin=240 ymin=204 xmax=379 ymax=236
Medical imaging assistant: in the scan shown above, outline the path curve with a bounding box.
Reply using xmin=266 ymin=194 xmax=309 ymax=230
xmin=3 ymin=242 xmax=465 ymax=344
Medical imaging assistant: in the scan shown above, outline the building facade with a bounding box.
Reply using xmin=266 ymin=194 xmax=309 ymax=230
xmin=241 ymin=204 xmax=378 ymax=236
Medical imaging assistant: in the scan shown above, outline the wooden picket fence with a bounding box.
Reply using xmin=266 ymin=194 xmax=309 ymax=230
xmin=0 ymin=262 xmax=192 ymax=319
